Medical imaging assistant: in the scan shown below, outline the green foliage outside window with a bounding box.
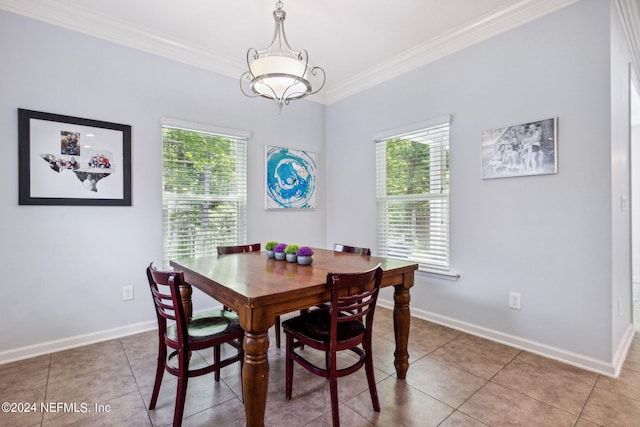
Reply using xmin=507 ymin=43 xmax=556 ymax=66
xmin=162 ymin=127 xmax=247 ymax=265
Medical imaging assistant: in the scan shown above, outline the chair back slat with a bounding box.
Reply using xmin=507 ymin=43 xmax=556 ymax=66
xmin=146 ymin=263 xmax=189 ymax=346
xmin=217 ymin=243 xmax=261 ymax=255
xmin=151 ymin=292 xmax=178 ymax=321
xmin=334 ymin=243 xmax=371 ymax=256
xmin=326 ymin=265 xmax=383 ymax=340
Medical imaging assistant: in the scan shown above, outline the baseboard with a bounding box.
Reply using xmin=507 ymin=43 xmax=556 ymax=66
xmin=0 ymin=307 xmax=218 ymax=365
xmin=377 ymin=298 xmax=631 ymax=378
xmin=0 ymin=320 xmax=157 ymax=365
xmin=4 ymin=300 xmax=633 ymax=377
xmin=611 ymin=323 xmax=636 ymax=377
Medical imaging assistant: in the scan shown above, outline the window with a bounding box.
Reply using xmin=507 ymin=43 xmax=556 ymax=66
xmin=375 ymin=116 xmax=450 ymax=272
xmin=162 ymin=119 xmax=248 ymax=266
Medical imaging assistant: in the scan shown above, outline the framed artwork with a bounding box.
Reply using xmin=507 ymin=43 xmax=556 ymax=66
xmin=265 ymin=145 xmax=316 ymax=209
xmin=18 ymin=109 xmax=132 ymax=206
xmin=481 ymin=117 xmax=557 ymax=179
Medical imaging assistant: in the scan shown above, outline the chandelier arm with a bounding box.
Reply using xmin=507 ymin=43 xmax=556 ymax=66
xmin=308 ymin=67 xmax=326 ymax=95
xmin=246 ymin=48 xmax=259 ymax=78
xmin=240 ymin=71 xmax=260 ymax=98
xmin=281 ymin=77 xmax=311 ymax=101
xmin=276 ymin=17 xmax=301 ymax=58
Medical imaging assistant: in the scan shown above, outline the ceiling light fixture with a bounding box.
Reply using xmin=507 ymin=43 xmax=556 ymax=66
xmin=240 ymin=1 xmax=326 ymax=112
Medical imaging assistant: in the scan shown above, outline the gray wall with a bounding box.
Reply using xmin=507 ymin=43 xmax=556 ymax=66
xmin=325 ymin=0 xmax=632 ymax=372
xmin=0 ymin=0 xmax=634 ymax=374
xmin=0 ymin=10 xmax=326 ymax=356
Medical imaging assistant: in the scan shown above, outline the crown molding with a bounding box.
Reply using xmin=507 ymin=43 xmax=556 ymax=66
xmin=0 ymin=0 xmax=244 ymax=78
xmin=0 ymin=0 xmax=610 ymax=106
xmin=324 ymin=0 xmax=578 ymax=104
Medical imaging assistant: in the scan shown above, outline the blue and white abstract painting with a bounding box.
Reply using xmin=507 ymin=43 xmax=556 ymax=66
xmin=265 ymin=145 xmax=316 ymax=209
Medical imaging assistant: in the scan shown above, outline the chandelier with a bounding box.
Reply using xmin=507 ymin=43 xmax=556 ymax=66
xmin=240 ymin=1 xmax=326 ymax=112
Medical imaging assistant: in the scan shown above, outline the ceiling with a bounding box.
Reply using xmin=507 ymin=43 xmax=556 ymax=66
xmin=1 ymin=0 xmax=639 ymax=104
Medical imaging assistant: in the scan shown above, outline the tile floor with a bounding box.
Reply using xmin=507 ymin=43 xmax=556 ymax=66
xmin=2 ymin=305 xmax=640 ymax=427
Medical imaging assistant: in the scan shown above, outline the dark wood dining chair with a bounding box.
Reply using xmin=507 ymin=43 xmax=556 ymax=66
xmin=334 ymin=243 xmax=371 ymax=256
xmin=216 ymin=243 xmax=282 ymax=348
xmin=146 ymin=263 xmax=244 ymax=427
xmin=300 ymin=243 xmax=373 ymax=315
xmin=282 ymin=265 xmax=383 ymax=427
xmin=216 ymin=243 xmax=261 ymax=255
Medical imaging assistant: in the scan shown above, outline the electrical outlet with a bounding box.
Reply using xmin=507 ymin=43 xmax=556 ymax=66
xmin=508 ymin=292 xmax=521 ymax=310
xmin=122 ymin=285 xmax=134 ymax=301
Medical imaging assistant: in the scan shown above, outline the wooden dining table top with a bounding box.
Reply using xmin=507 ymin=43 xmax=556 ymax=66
xmin=170 ymin=247 xmax=418 ymax=316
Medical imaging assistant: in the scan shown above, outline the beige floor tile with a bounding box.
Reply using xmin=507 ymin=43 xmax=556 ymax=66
xmin=407 ymin=319 xmax=462 ymax=353
xmin=0 ymin=353 xmax=50 ymax=374
xmin=7 ymin=307 xmax=640 ymax=427
xmin=263 ymin=367 xmax=333 ymax=426
xmin=574 ymin=417 xmax=602 ymax=427
xmin=622 ymin=345 xmax=640 ymax=373
xmin=429 ymin=338 xmax=515 ymax=379
xmin=0 ymin=354 xmax=50 ymax=396
xmin=454 ymin=333 xmax=521 ymax=360
xmin=459 ymin=382 xmax=576 ymax=426
xmin=0 ymin=386 xmax=46 ymax=427
xmin=48 ymin=340 xmax=128 ymax=383
xmin=404 ymin=356 xmax=486 ymax=408
xmin=492 ymin=358 xmax=593 ymax=415
xmin=335 ymin=364 xmax=389 ymax=404
xmin=41 ymin=390 xmax=152 ymax=426
xmin=140 ymin=372 xmax=238 ymax=426
xmin=181 ymin=397 xmax=247 ymax=427
xmin=580 ymin=387 xmax=640 ymax=426
xmin=371 ymin=334 xmax=430 ymax=376
xmin=370 ymin=307 xmax=396 ymax=339
xmin=594 ymin=367 xmax=640 ymax=401
xmin=120 ymin=330 xmax=158 ymax=364
xmin=439 ymin=410 xmax=489 ymax=427
xmin=304 ymin=405 xmax=376 ymax=427
xmin=286 ymin=345 xmax=390 ymax=404
xmin=346 ymin=375 xmax=454 ymax=426
xmin=129 ymin=350 xmax=211 ymax=390
xmin=515 ymin=351 xmax=599 ymax=386
xmin=43 ymin=361 xmax=139 ymax=423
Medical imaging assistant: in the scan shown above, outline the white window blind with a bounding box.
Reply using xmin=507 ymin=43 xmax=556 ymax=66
xmin=162 ymin=123 xmax=247 ymax=266
xmin=376 ymin=119 xmax=450 ymax=271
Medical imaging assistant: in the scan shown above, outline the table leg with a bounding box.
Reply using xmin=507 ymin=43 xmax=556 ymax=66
xmin=178 ymin=283 xmax=192 ymax=318
xmin=179 ymin=283 xmax=193 ymax=361
xmin=242 ymin=330 xmax=270 ymax=427
xmin=393 ymin=284 xmax=411 ymax=379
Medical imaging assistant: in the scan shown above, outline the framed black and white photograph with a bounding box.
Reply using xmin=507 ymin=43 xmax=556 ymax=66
xmin=481 ymin=117 xmax=557 ymax=179
xmin=18 ymin=109 xmax=132 ymax=206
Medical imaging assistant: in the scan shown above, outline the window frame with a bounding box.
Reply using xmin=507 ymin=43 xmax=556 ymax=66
xmin=161 ymin=118 xmax=249 ymax=267
xmin=375 ymin=115 xmax=451 ymax=274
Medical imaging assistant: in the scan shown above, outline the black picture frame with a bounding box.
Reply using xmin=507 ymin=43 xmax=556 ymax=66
xmin=18 ymin=109 xmax=132 ymax=206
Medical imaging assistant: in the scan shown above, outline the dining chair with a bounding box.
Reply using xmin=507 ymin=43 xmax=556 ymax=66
xmin=146 ymin=263 xmax=244 ymax=427
xmin=216 ymin=243 xmax=282 ymax=348
xmin=334 ymin=243 xmax=371 ymax=256
xmin=300 ymin=243 xmax=373 ymax=315
xmin=216 ymin=243 xmax=261 ymax=255
xmin=282 ymin=265 xmax=383 ymax=427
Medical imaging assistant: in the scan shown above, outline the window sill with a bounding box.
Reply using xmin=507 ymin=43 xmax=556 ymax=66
xmin=417 ymin=268 xmax=460 ymax=281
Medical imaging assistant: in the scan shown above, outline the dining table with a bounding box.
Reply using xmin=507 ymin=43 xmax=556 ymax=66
xmin=170 ymin=247 xmax=418 ymax=427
